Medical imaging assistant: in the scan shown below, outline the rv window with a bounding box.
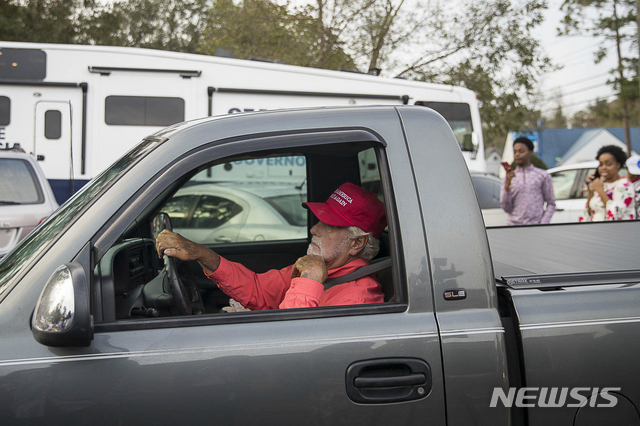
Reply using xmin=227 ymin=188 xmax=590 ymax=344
xmin=0 ymin=96 xmax=9 ymax=125
xmin=415 ymin=101 xmax=473 ymax=151
xmin=105 ymin=96 xmax=185 ymax=126
xmin=44 ymin=110 xmax=62 ymax=139
xmin=0 ymin=48 xmax=46 ymax=80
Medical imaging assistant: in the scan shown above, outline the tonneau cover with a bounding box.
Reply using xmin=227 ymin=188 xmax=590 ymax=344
xmin=487 ymin=221 xmax=640 ymax=286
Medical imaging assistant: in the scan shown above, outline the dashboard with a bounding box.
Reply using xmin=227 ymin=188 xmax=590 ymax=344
xmin=96 ymin=238 xmax=160 ymax=321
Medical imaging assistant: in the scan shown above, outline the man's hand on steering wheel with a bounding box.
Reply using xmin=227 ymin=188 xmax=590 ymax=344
xmin=156 ymin=229 xmax=203 ymax=261
xmin=156 ymin=230 xmax=221 ymax=275
xmin=154 ymin=229 xmax=208 ymax=316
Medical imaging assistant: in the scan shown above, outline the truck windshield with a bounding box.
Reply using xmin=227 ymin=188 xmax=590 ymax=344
xmin=0 ymin=140 xmax=158 ymax=302
xmin=415 ymin=101 xmax=474 ymax=151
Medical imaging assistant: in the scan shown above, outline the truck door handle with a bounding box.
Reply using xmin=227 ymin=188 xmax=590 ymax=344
xmin=355 ymin=373 xmax=426 ymax=388
xmin=555 ymin=208 xmax=564 ymax=211
xmin=346 ymin=358 xmax=431 ymax=404
xmin=215 ymin=236 xmax=232 ymax=243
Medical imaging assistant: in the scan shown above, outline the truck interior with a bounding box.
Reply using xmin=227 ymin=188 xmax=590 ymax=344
xmin=92 ymin=141 xmax=401 ymax=322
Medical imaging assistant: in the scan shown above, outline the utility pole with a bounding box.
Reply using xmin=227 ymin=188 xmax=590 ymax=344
xmin=613 ymin=0 xmax=631 ymax=155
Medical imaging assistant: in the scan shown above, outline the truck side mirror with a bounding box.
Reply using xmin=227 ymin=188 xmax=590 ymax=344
xmin=462 ymin=132 xmax=480 ymax=160
xmin=472 ymin=133 xmax=479 ymax=159
xmin=32 ymin=263 xmax=94 ymax=347
xmin=462 ymin=133 xmax=474 ymax=151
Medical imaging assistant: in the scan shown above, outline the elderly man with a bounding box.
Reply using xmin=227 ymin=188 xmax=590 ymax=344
xmin=156 ymin=182 xmax=387 ymax=310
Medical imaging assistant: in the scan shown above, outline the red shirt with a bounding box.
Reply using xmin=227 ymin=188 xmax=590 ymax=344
xmin=205 ymin=257 xmax=384 ymax=310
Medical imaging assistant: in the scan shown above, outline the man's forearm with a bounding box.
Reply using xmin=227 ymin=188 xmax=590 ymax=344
xmin=196 ymin=247 xmax=221 ymax=275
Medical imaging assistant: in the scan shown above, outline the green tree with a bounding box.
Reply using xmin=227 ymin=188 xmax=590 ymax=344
xmin=302 ymin=0 xmax=438 ymax=74
xmin=0 ymin=0 xmax=87 ymax=43
xmin=199 ymin=0 xmax=355 ymax=70
xmin=344 ymin=0 xmax=420 ymax=73
xmin=559 ymin=0 xmax=637 ymax=154
xmin=0 ymin=1 xmax=24 ymax=41
xmin=546 ymin=105 xmax=568 ymax=128
xmin=79 ymin=0 xmax=211 ymax=53
xmin=296 ymin=0 xmax=377 ymax=70
xmin=570 ymin=97 xmax=640 ymax=127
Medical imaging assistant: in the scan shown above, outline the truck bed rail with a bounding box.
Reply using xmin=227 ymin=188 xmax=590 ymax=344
xmin=498 ymin=269 xmax=640 ymax=290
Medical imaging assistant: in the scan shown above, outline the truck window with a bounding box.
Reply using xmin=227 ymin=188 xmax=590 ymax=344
xmin=0 ymin=96 xmax=9 ymax=125
xmin=94 ymin=141 xmax=399 ymax=324
xmin=105 ymin=96 xmax=185 ymax=126
xmin=0 ymin=48 xmax=46 ymax=80
xmin=415 ymin=101 xmax=473 ymax=151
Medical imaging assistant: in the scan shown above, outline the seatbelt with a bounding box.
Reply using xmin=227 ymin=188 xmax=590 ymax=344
xmin=322 ymin=257 xmax=392 ymax=290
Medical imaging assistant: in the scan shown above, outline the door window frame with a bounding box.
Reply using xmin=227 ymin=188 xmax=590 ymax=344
xmin=90 ymin=129 xmax=407 ymax=332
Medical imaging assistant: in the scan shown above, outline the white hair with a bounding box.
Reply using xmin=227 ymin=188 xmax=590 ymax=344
xmin=346 ymin=226 xmax=380 ymax=262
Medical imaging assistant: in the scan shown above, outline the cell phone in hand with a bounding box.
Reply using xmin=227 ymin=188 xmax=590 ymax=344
xmin=501 ymin=162 xmax=512 ymax=172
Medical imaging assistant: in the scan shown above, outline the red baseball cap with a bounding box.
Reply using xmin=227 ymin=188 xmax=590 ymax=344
xmin=302 ymin=182 xmax=387 ymax=238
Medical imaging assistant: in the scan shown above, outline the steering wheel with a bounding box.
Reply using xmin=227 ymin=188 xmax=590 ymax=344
xmin=164 ymin=254 xmax=192 ymax=315
xmin=153 ymin=213 xmax=193 ymax=315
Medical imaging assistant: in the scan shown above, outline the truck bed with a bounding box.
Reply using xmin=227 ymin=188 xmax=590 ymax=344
xmin=487 ymin=221 xmax=640 ymax=288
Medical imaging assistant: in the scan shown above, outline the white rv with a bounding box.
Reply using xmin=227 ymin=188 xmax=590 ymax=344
xmin=0 ymin=42 xmax=485 ymax=203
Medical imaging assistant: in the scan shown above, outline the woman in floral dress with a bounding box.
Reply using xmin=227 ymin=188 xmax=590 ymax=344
xmin=580 ymin=145 xmax=636 ymax=221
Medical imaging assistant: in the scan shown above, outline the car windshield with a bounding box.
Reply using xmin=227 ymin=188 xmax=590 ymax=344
xmin=0 ymin=159 xmax=43 ymax=204
xmin=0 ymin=140 xmax=158 ymax=302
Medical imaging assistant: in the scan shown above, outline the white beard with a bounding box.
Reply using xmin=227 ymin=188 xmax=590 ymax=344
xmin=307 ymin=242 xmax=321 ymax=256
xmin=307 ymin=236 xmax=348 ymax=264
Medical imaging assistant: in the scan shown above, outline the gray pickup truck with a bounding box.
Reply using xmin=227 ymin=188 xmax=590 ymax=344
xmin=0 ymin=106 xmax=638 ymax=426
